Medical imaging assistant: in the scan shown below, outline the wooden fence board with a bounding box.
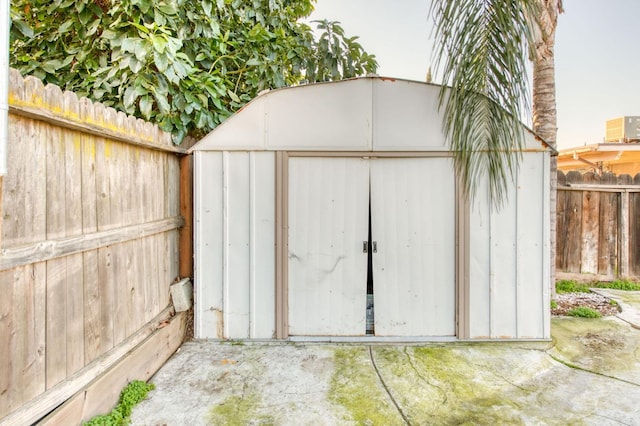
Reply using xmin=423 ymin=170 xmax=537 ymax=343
xmin=0 ymin=268 xmax=16 ymax=415
xmin=2 ymin=307 xmax=175 ymax=426
xmin=112 ymin=243 xmax=126 ymax=345
xmin=66 ymin=254 xmax=85 ymax=375
xmin=97 ymin=247 xmax=115 ymax=354
xmin=144 ymin=235 xmax=158 ymax=324
xmin=2 ymin=69 xmax=186 ymax=423
xmin=11 ymin=268 xmax=28 ymax=411
xmin=80 ymin=100 xmax=98 ymax=223
xmin=557 ymin=170 xmax=640 ymax=280
xmin=598 ymin=173 xmax=618 ymax=276
xmin=0 ymin=217 xmax=183 ymax=270
xmin=22 ymin=263 xmax=47 ymax=411
xmin=95 ymin=138 xmax=111 ymax=231
xmin=631 ymin=180 xmax=640 ymax=277
xmin=580 ymin=173 xmax=600 ymax=274
xmin=555 ymin=171 xmax=568 ymax=271
xmin=179 ymin=155 xmax=194 ymax=278
xmin=45 ymin=259 xmax=67 ymax=390
xmin=2 ymin=115 xmax=27 ymax=247
xmin=37 ymin=311 xmax=186 ymax=426
xmin=83 ymin=250 xmax=101 ymax=364
xmin=565 ymin=173 xmax=584 ymax=273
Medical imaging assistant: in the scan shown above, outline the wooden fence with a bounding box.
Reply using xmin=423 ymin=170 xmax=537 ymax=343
xmin=556 ymin=170 xmax=640 ymax=279
xmin=0 ymin=69 xmax=189 ymax=425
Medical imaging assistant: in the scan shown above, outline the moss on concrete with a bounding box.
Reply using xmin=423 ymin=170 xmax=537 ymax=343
xmin=614 ymin=291 xmax=640 ymax=306
xmin=208 ymin=393 xmax=274 ymax=426
xmin=551 ymin=317 xmax=639 ymax=376
xmin=406 ymin=347 xmax=524 ymax=424
xmin=328 ymin=347 xmax=402 ymax=425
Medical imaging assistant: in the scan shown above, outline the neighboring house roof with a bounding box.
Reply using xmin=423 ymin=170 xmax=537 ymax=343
xmin=558 ymin=142 xmax=640 ymax=173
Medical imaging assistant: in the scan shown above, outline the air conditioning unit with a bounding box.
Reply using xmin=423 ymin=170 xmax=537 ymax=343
xmin=605 ymin=116 xmax=640 ymax=143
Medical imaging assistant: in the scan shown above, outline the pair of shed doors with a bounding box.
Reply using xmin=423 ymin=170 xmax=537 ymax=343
xmin=287 ymin=156 xmax=456 ymax=337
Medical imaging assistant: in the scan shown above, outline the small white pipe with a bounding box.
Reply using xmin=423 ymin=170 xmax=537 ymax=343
xmin=0 ymin=0 xmax=9 ymax=175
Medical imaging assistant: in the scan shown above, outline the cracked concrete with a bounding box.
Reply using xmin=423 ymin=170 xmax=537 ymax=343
xmin=130 ymin=291 xmax=640 ymax=425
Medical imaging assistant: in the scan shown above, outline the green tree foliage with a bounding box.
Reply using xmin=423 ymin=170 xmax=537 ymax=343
xmin=10 ymin=0 xmax=377 ymax=143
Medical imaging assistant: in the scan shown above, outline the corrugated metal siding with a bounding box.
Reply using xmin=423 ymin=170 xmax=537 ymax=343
xmin=266 ymin=80 xmax=373 ymax=151
xmin=288 ymin=157 xmax=369 ymax=335
xmin=194 ymin=151 xmax=224 ymax=338
xmin=516 ymin=153 xmax=548 ymax=338
xmin=194 ymin=151 xmax=275 ymax=339
xmin=191 ymin=78 xmax=546 ymax=154
xmin=468 ymin=152 xmax=549 ymax=339
xmin=371 ymin=158 xmax=456 ymax=336
xmin=372 ymin=80 xmax=447 ymax=151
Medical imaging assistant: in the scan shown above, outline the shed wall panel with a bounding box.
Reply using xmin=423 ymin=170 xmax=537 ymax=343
xmin=468 ymin=154 xmax=549 ymax=339
xmin=372 ymin=80 xmax=447 ymax=151
xmin=266 ymin=80 xmax=372 ymax=151
xmin=516 ymin=153 xmax=546 ymax=338
xmin=490 ymin=182 xmax=518 ymax=338
xmin=468 ymin=189 xmax=492 ymax=338
xmin=194 ymin=151 xmax=224 ymax=338
xmin=371 ymin=158 xmax=456 ymax=336
xmin=288 ymin=157 xmax=369 ymax=335
xmin=224 ymin=152 xmax=252 ymax=338
xmin=249 ymin=152 xmax=276 ymax=339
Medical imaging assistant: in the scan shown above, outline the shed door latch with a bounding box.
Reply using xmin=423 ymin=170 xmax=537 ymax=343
xmin=363 ymin=241 xmax=378 ymax=253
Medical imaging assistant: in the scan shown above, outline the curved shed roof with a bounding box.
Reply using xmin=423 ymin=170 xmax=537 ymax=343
xmin=190 ymin=77 xmax=544 ymax=152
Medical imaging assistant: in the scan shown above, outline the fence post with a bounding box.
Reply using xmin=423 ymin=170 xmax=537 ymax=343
xmin=620 ymin=190 xmax=630 ymax=278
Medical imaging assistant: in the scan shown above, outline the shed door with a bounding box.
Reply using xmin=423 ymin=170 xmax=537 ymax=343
xmin=371 ymin=158 xmax=456 ymax=336
xmin=288 ymin=157 xmax=369 ymax=335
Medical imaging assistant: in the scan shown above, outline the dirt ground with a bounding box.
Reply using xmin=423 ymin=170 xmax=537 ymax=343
xmin=551 ymin=291 xmax=620 ymax=317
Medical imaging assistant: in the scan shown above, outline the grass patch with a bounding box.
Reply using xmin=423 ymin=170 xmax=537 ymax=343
xmin=550 ymin=300 xmax=558 ymax=310
xmin=84 ymin=380 xmax=154 ymax=426
xmin=567 ymin=306 xmax=601 ymax=318
xmin=594 ymin=280 xmax=640 ymax=291
xmin=556 ymin=279 xmax=640 ymax=294
xmin=556 ymin=280 xmax=591 ymax=294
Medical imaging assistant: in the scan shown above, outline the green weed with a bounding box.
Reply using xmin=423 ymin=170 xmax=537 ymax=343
xmin=550 ymin=300 xmax=558 ymax=310
xmin=594 ymin=280 xmax=640 ymax=291
xmin=566 ymin=307 xmax=601 ymax=318
xmin=555 ymin=280 xmax=591 ymax=294
xmin=84 ymin=380 xmax=155 ymax=426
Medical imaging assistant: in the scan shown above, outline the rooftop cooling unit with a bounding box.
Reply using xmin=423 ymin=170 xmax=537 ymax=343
xmin=605 ymin=116 xmax=640 ymax=143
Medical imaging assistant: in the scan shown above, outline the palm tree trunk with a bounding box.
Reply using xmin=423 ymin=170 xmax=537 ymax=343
xmin=532 ymin=0 xmax=563 ymax=297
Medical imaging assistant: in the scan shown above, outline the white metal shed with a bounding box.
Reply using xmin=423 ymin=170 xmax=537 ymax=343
xmin=190 ymin=77 xmax=551 ymax=341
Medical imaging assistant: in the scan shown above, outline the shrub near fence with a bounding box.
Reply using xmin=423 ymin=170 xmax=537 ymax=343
xmin=0 ymin=69 xmax=188 ymax=425
xmin=556 ymin=170 xmax=640 ymax=279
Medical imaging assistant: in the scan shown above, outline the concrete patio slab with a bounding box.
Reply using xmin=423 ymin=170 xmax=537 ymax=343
xmin=129 ymin=291 xmax=640 ymax=425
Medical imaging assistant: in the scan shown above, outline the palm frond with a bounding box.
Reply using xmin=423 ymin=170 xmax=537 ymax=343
xmin=430 ymin=0 xmax=537 ymax=205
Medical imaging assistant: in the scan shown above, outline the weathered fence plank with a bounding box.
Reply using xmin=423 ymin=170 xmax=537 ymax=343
xmin=1 ymin=69 xmax=187 ymax=423
xmin=1 ymin=307 xmax=177 ymax=426
xmin=8 ymin=70 xmax=183 ymax=155
xmin=45 ymin=259 xmax=67 ymax=390
xmin=631 ymin=173 xmax=640 ymax=276
xmin=557 ymin=170 xmax=640 ymax=280
xmin=580 ymin=172 xmax=600 ymax=274
xmin=0 ymin=217 xmax=183 ymax=270
xmin=83 ymin=250 xmax=101 ymax=364
xmin=66 ymin=254 xmax=85 ymax=375
xmin=598 ymin=173 xmax=618 ymax=276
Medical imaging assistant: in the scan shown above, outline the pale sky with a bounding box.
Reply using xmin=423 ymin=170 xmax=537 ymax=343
xmin=308 ymin=0 xmax=640 ymax=150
